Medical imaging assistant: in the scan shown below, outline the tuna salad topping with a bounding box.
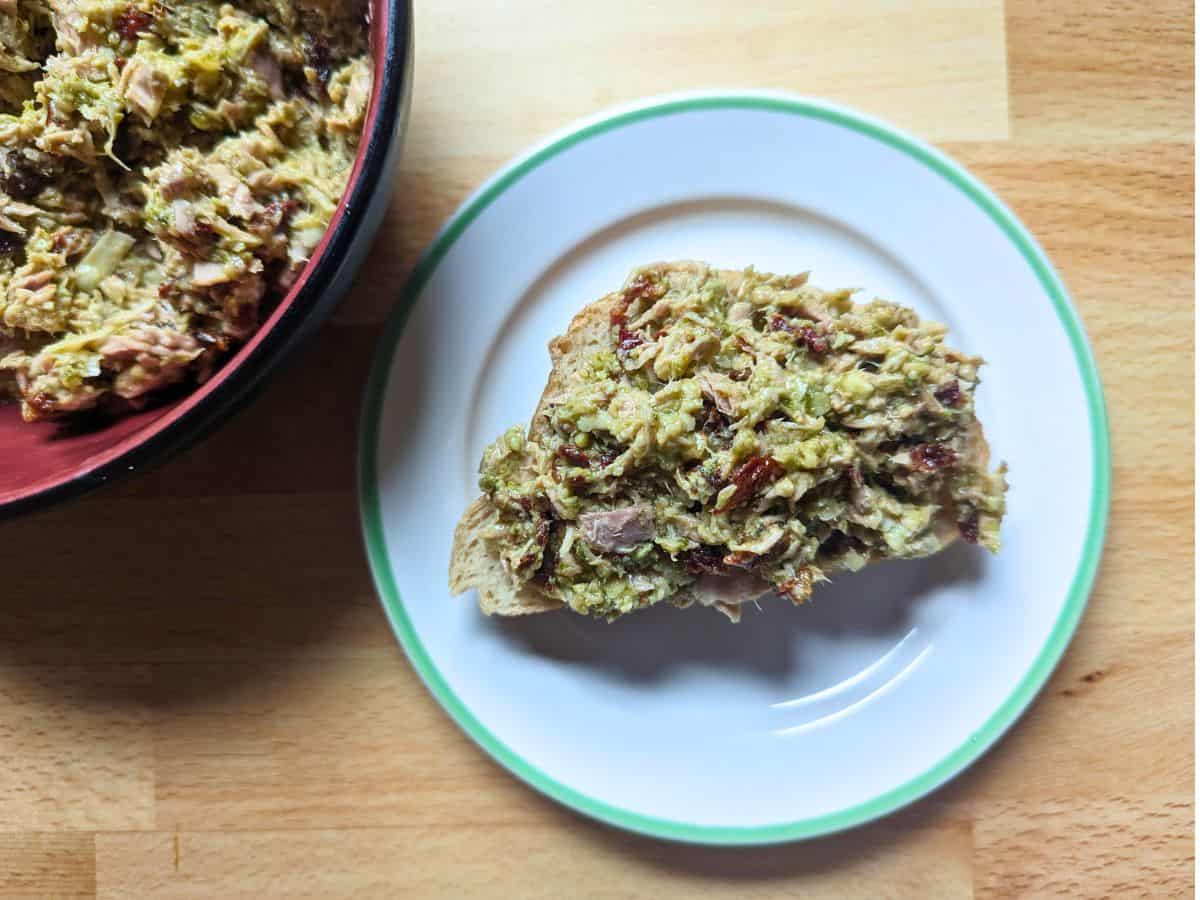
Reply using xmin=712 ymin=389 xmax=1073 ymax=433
xmin=0 ymin=0 xmax=370 ymax=421
xmin=475 ymin=264 xmax=1008 ymax=621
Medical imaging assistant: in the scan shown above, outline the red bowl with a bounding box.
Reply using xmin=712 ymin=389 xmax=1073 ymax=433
xmin=0 ymin=0 xmax=412 ymax=519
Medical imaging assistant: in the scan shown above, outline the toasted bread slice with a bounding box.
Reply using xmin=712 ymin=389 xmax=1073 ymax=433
xmin=449 ymin=261 xmax=997 ymax=619
xmin=449 ymin=497 xmax=561 ymax=615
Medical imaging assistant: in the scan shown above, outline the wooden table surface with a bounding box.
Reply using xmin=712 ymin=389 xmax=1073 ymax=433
xmin=2 ymin=1 xmax=1193 ymax=897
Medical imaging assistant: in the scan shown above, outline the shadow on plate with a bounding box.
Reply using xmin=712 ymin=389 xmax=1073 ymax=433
xmin=490 ymin=541 xmax=983 ymax=683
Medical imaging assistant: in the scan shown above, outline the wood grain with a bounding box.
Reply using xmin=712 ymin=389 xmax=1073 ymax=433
xmin=408 ymin=0 xmax=1010 ymax=160
xmin=0 ymin=666 xmax=155 ymax=832
xmin=0 ymin=833 xmax=94 ymax=899
xmin=1006 ymin=0 xmax=1194 ymax=142
xmin=0 ymin=0 xmax=1192 ymax=896
xmin=95 ymin=815 xmax=976 ymax=899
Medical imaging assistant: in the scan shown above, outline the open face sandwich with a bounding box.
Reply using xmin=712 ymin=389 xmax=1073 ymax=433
xmin=450 ymin=262 xmax=1007 ymax=622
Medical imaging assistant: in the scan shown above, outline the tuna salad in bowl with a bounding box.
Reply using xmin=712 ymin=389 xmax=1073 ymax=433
xmin=0 ymin=0 xmax=411 ymax=517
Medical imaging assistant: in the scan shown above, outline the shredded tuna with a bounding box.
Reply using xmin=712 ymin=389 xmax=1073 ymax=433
xmin=690 ymin=571 xmax=770 ymax=609
xmin=579 ymin=505 xmax=653 ymax=553
xmin=191 ymin=260 xmax=228 ymax=286
xmin=697 ymin=372 xmax=735 ymax=415
xmin=120 ymin=58 xmax=167 ymax=121
xmin=172 ymin=199 xmax=196 ymax=236
xmin=229 ymin=183 xmax=257 ymax=219
xmin=251 ymin=50 xmax=285 ymax=100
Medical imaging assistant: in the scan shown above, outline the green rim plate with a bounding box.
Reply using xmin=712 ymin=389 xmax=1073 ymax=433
xmin=358 ymin=92 xmax=1111 ymax=845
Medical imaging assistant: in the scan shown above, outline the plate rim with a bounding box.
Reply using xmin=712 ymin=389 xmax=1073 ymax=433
xmin=358 ymin=90 xmax=1112 ymax=845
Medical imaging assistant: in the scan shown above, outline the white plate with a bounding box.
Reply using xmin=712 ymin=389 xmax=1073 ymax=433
xmin=359 ymin=92 xmax=1110 ymax=844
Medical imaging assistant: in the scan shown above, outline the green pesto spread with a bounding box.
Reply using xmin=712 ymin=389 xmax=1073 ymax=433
xmin=476 ymin=264 xmax=1008 ymax=621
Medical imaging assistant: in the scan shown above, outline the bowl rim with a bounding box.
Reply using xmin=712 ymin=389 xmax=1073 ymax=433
xmin=0 ymin=0 xmax=412 ymax=520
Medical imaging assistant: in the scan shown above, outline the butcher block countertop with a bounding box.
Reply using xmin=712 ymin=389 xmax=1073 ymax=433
xmin=1 ymin=1 xmax=1193 ymax=897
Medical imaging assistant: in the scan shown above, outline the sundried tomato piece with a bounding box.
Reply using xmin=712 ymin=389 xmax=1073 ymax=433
xmin=617 ymin=324 xmax=644 ymax=353
xmin=115 ymin=8 xmax=154 ymax=40
xmin=958 ymin=511 xmax=980 ymax=544
xmin=911 ymin=443 xmax=957 ymax=472
xmin=768 ymin=314 xmax=828 ymax=354
xmin=699 ymin=397 xmax=729 ymax=434
xmin=306 ymin=36 xmax=333 ymax=87
xmin=681 ymin=545 xmax=729 ymax=575
xmin=532 ymin=519 xmax=561 ymax=584
xmin=801 ymin=328 xmax=829 ymax=355
xmin=556 ymin=444 xmax=591 ymax=467
xmin=2 ymin=151 xmax=45 ymax=201
xmin=717 ymin=455 xmax=784 ymax=512
xmin=934 ymin=380 xmax=963 ymax=408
